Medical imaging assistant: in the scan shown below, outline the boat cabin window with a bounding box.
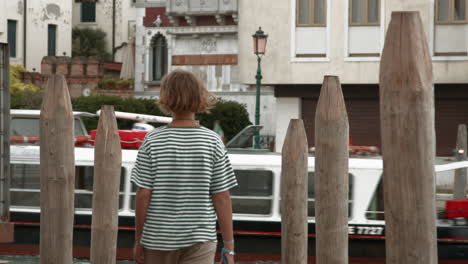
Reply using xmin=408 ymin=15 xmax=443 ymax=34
xmin=11 ymin=117 xmax=87 ymax=137
xmin=10 ymin=164 xmax=126 ymax=209
xmin=366 ymin=177 xmax=384 ymax=220
xmin=130 ymin=169 xmax=274 ymax=215
xmin=281 ymin=172 xmax=353 ymax=217
xmin=366 ymin=176 xmax=447 ymax=220
xmin=230 ymin=170 xmax=273 ymax=215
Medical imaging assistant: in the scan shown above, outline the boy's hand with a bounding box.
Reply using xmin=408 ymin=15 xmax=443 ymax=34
xmin=221 ymin=253 xmax=234 ymax=264
xmin=221 ymin=245 xmax=235 ymax=264
xmin=133 ymin=242 xmax=144 ymax=264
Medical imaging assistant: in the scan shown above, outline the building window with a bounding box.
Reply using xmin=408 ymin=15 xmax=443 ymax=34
xmin=48 ymin=25 xmax=57 ymax=56
xmin=436 ymin=0 xmax=468 ymax=24
xmin=350 ymin=0 xmax=380 ymax=26
xmin=81 ymin=2 xmax=96 ymax=23
xmin=297 ymin=0 xmax=327 ymax=26
xmin=7 ymin=20 xmax=17 ymax=58
xmin=151 ymin=33 xmax=168 ymax=82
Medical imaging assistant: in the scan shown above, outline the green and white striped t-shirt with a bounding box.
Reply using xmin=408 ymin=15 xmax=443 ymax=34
xmin=131 ymin=125 xmax=238 ymax=250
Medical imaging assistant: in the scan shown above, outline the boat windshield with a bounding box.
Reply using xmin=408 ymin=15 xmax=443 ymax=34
xmin=366 ymin=173 xmax=456 ymax=221
xmin=10 ymin=164 xmax=126 ymax=210
xmin=11 ymin=117 xmax=87 ymax=137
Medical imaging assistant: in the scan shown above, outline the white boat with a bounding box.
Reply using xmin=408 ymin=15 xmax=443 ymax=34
xmin=4 ymin=144 xmax=468 ymax=261
xmin=2 ymin=109 xmax=468 ymax=261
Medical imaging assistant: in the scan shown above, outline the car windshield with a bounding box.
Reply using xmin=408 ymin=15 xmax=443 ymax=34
xmin=11 ymin=117 xmax=86 ymax=136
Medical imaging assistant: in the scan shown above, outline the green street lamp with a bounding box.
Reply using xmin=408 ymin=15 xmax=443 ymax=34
xmin=252 ymin=27 xmax=268 ymax=149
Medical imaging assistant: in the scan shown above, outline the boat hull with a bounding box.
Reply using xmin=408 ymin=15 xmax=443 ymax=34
xmin=2 ymin=212 xmax=468 ymax=261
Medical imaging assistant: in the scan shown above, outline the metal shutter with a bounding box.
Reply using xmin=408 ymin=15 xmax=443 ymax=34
xmin=302 ymin=91 xmax=468 ymax=156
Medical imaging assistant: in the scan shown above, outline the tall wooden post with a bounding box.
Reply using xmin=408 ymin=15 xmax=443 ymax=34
xmin=40 ymin=74 xmax=75 ymax=264
xmin=90 ymin=105 xmax=122 ymax=264
xmin=453 ymin=124 xmax=467 ymax=199
xmin=0 ymin=43 xmax=14 ymax=243
xmin=281 ymin=119 xmax=308 ymax=264
xmin=315 ymin=76 xmax=349 ymax=264
xmin=380 ymin=12 xmax=438 ymax=264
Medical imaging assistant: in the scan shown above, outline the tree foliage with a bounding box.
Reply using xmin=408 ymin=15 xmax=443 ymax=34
xmin=71 ymin=96 xmax=252 ymax=141
xmin=197 ymin=100 xmax=252 ymax=141
xmin=10 ymin=65 xmax=43 ymax=109
xmin=12 ymin=93 xmax=252 ymax=141
xmin=10 ymin=65 xmax=41 ymax=95
xmin=72 ymin=27 xmax=112 ymax=61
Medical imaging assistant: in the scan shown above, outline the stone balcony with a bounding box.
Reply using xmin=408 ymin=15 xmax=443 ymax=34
xmin=167 ymin=0 xmax=237 ymax=15
xmin=166 ymin=0 xmax=238 ymax=25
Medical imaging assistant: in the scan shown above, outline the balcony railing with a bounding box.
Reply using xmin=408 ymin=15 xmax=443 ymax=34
xmin=167 ymin=0 xmax=238 ymax=16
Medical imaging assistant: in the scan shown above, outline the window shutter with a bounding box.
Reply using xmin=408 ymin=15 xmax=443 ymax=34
xmin=81 ymin=2 xmax=96 ymax=23
xmin=48 ymin=25 xmax=57 ymax=56
xmin=7 ymin=20 xmax=17 ymax=58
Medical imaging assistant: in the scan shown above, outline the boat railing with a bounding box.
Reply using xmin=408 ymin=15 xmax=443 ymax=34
xmin=9 ymin=144 xmax=468 ymax=226
xmin=364 ymin=160 xmax=468 ymax=224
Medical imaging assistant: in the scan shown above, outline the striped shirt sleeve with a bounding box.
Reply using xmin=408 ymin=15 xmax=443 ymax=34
xmin=131 ymin=142 xmax=155 ymax=189
xmin=210 ymin=140 xmax=238 ymax=194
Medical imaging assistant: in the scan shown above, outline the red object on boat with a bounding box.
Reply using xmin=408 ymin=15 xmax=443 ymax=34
xmin=445 ymin=199 xmax=468 ymax=218
xmin=348 ymin=137 xmax=380 ymax=155
xmin=10 ymin=135 xmax=40 ymax=144
xmin=11 ymin=135 xmax=91 ymax=147
xmin=349 ymin=145 xmax=380 ymax=154
xmin=90 ymin=130 xmax=148 ymax=149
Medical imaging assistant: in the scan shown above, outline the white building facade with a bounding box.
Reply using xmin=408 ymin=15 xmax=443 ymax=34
xmin=239 ymin=0 xmax=468 ymax=155
xmin=134 ymin=0 xmax=277 ymax=138
xmin=72 ymin=0 xmax=137 ymax=62
xmin=134 ymin=0 xmax=241 ymax=93
xmin=0 ymin=0 xmax=72 ymax=71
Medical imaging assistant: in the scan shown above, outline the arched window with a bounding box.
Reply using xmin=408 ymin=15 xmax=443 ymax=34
xmin=151 ymin=33 xmax=168 ymax=82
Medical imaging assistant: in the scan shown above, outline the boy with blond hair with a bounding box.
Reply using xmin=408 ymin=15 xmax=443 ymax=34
xmin=132 ymin=69 xmax=237 ymax=264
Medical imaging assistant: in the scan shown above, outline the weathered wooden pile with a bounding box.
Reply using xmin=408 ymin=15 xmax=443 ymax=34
xmin=40 ymin=75 xmax=121 ymax=264
xmin=280 ymin=11 xmax=440 ymax=264
xmin=38 ymin=11 xmax=465 ymax=264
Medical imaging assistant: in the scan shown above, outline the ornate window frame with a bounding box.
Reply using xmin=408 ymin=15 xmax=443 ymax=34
xmin=150 ymin=33 xmax=168 ymax=82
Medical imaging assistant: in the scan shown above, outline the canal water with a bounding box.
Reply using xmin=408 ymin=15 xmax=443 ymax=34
xmin=0 ymin=255 xmax=277 ymax=264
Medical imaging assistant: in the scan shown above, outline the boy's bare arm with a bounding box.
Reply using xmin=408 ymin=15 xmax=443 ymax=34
xmin=212 ymin=190 xmax=234 ymax=250
xmin=135 ymin=187 xmax=152 ymax=243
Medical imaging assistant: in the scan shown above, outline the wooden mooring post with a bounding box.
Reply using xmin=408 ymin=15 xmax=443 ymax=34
xmin=281 ymin=119 xmax=308 ymax=264
xmin=453 ymin=124 xmax=467 ymax=199
xmin=90 ymin=105 xmax=122 ymax=264
xmin=40 ymin=74 xmax=75 ymax=264
xmin=380 ymin=11 xmax=438 ymax=264
xmin=315 ymin=76 xmax=349 ymax=264
xmin=0 ymin=42 xmax=14 ymax=244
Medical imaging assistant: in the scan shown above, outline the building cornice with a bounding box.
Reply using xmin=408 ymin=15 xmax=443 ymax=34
xmin=166 ymin=25 xmax=238 ymax=36
xmin=135 ymin=0 xmax=166 ymax=8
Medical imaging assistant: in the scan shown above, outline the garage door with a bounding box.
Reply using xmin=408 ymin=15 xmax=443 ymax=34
xmin=435 ymin=99 xmax=468 ymax=156
xmin=302 ymin=96 xmax=468 ymax=157
xmin=302 ymin=98 xmax=381 ymax=151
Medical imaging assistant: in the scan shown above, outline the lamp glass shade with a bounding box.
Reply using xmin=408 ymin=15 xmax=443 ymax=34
xmin=253 ymin=27 xmax=268 ymax=55
xmin=254 ymin=38 xmax=267 ymax=55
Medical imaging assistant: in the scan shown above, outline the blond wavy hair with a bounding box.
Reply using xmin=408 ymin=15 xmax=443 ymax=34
xmin=159 ymin=69 xmax=216 ymax=115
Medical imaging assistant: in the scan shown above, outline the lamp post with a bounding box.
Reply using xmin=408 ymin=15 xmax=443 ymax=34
xmin=252 ymin=27 xmax=268 ymax=149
